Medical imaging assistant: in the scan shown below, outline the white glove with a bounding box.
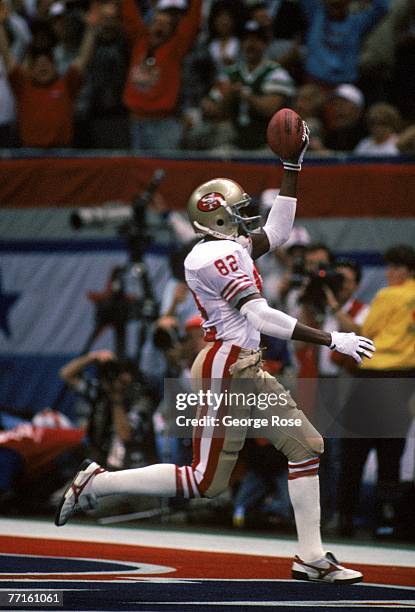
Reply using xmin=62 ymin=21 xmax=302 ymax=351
xmin=281 ymin=121 xmax=310 ymax=172
xmin=330 ymin=331 xmax=376 ymax=364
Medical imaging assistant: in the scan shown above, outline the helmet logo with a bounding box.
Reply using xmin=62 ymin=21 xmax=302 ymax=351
xmin=197 ymin=192 xmax=225 ymax=212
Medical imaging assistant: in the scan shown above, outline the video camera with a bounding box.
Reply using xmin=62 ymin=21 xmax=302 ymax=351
xmin=290 ymin=260 xmax=345 ymax=314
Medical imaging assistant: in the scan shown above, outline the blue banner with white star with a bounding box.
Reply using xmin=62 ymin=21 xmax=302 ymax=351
xmin=0 ymin=242 xmax=172 ymax=414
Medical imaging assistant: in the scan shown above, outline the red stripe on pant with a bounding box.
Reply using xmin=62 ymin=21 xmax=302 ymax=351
xmin=191 ymin=341 xmax=223 ymax=474
xmin=196 ymin=344 xmax=241 ymax=496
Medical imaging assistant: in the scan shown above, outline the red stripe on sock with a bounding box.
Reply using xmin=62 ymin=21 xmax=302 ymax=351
xmin=288 ymin=468 xmax=319 ymax=480
xmin=175 ymin=465 xmax=184 ymax=497
xmin=288 ymin=457 xmax=320 ymax=469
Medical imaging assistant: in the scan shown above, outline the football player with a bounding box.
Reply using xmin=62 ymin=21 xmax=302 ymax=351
xmin=55 ymin=123 xmax=375 ymax=583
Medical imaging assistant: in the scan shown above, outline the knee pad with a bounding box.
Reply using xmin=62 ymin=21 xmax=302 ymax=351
xmin=280 ymin=433 xmax=324 ymax=464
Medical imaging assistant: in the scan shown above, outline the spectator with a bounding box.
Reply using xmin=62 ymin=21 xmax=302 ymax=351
xmin=314 ymin=259 xmax=369 ymax=524
xmin=389 ymin=0 xmax=415 ymax=121
xmin=299 ymin=0 xmax=389 ymax=88
xmin=203 ymin=20 xmax=295 ymax=151
xmin=293 ymin=83 xmax=326 ymax=151
xmin=0 ymin=1 xmax=99 ymax=147
xmin=355 ymin=102 xmax=401 ymax=156
xmin=358 ymin=0 xmax=400 ymax=105
xmin=76 ymin=0 xmax=131 ymax=149
xmin=323 ymin=83 xmax=366 ymax=151
xmin=48 ymin=1 xmax=83 ymax=75
xmin=206 ymin=0 xmax=244 ymax=72
xmin=0 ymin=1 xmax=31 ymax=146
xmin=180 ymin=0 xmax=243 ymax=149
xmin=337 ymin=245 xmax=415 ymax=537
xmin=248 ymin=0 xmax=305 ymax=77
xmin=122 ymin=0 xmax=202 ymax=151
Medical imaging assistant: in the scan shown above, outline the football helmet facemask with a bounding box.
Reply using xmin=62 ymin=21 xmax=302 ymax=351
xmin=187 ymin=178 xmax=261 ymax=240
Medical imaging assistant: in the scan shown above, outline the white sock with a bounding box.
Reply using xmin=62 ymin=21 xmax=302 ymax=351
xmin=288 ymin=475 xmax=324 ymax=562
xmin=91 ymin=463 xmax=178 ymax=498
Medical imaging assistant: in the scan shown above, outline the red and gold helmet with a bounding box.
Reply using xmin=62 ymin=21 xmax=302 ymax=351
xmin=187 ymin=178 xmax=260 ymax=240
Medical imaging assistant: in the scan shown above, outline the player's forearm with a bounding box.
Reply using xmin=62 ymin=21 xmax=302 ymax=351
xmin=291 ymin=321 xmax=332 ymax=346
xmin=240 ymin=298 xmax=297 ymax=340
xmin=279 ymin=168 xmax=299 ymax=198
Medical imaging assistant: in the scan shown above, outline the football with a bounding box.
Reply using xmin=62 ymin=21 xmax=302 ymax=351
xmin=266 ymin=108 xmax=304 ymax=159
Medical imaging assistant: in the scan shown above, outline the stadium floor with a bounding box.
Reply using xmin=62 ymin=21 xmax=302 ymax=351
xmin=0 ymin=518 xmax=414 ymax=611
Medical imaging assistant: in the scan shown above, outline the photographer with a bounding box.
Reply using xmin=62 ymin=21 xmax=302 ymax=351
xmin=318 ymin=259 xmax=369 ymax=377
xmin=144 ymin=242 xmax=199 ymax=382
xmin=59 ymin=350 xmax=155 ymax=469
xmin=281 ymin=243 xmax=333 ymax=322
xmin=305 ymin=259 xmax=369 ymax=526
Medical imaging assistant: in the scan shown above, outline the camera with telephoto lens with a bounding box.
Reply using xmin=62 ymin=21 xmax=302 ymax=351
xmin=69 ymin=170 xmax=165 ymax=256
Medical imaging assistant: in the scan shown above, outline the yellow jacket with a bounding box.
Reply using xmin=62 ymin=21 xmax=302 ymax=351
xmin=361 ymin=278 xmax=415 ymax=370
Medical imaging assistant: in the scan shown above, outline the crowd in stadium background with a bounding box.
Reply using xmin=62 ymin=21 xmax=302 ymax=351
xmin=0 ymin=0 xmax=414 ymax=547
xmin=0 ymin=0 xmax=415 ymax=152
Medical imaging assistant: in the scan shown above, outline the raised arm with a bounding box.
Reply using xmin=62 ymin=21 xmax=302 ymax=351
xmin=174 ymin=0 xmax=202 ymax=58
xmin=71 ymin=3 xmax=101 ymax=74
xmin=121 ymin=0 xmax=147 ymax=46
xmin=250 ymin=122 xmax=309 ymax=260
xmin=0 ymin=2 xmax=17 ymax=74
xmin=59 ymin=350 xmax=115 ymax=388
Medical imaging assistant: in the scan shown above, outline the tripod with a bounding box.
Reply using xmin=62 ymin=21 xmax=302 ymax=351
xmin=52 ymin=173 xmax=164 ymax=409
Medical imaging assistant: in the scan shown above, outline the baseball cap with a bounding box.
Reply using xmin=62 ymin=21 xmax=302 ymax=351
xmin=333 ymin=84 xmax=364 ymax=109
xmin=48 ymin=1 xmax=65 ymax=17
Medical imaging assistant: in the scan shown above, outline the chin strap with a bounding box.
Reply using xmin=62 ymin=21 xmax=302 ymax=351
xmin=193 ymin=220 xmax=237 ymax=241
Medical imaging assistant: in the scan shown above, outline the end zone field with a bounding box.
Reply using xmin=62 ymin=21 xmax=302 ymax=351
xmin=0 ymin=519 xmax=413 ymax=610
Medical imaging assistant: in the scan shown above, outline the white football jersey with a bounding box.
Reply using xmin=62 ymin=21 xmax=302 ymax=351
xmin=184 ymin=238 xmax=262 ymax=349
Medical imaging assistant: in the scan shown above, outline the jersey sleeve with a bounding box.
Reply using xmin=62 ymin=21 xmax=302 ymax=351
xmin=199 ymin=248 xmax=259 ymax=308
